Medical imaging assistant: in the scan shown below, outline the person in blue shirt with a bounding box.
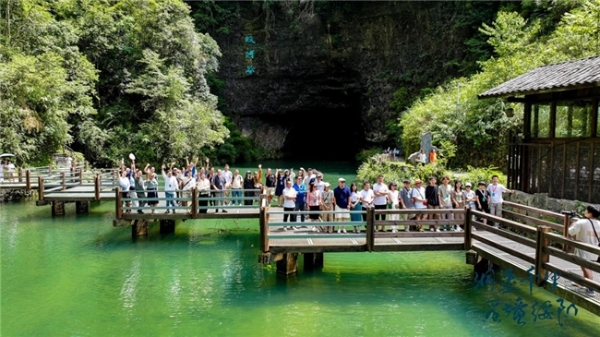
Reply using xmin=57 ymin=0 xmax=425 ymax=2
xmin=333 ymin=178 xmax=352 ymax=233
xmin=292 ymin=176 xmax=307 ymax=224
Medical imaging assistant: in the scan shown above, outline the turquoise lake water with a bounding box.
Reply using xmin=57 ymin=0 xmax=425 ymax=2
xmin=1 ymin=161 xmax=598 ymax=336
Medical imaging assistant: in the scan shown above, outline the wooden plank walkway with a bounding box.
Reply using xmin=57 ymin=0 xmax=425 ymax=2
xmin=42 ymin=185 xmax=115 ymax=202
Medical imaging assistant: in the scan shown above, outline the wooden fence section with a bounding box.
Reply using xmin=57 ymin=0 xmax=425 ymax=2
xmin=37 ymin=168 xmax=119 ymax=203
xmin=113 ymin=187 xmax=265 ymax=225
xmin=468 ymin=209 xmax=600 ymax=315
xmin=259 ymin=206 xmax=599 ymax=314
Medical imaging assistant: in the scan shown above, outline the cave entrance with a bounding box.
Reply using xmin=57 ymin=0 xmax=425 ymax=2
xmin=283 ymin=91 xmax=364 ymax=160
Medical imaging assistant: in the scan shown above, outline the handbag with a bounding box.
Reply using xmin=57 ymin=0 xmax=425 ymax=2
xmin=588 ymin=219 xmax=600 ymax=263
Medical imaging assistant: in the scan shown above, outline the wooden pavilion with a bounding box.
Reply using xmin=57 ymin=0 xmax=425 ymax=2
xmin=478 ymin=56 xmax=600 ymax=204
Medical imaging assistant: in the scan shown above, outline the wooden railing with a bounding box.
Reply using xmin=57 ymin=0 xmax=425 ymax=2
xmin=469 ymin=209 xmax=600 ymax=294
xmin=115 ymin=187 xmax=265 ymax=219
xmin=37 ymin=168 xmax=119 ymax=201
xmin=259 ymin=205 xmax=600 ymax=298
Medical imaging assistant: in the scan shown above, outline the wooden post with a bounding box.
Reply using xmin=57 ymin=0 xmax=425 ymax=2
xmin=160 ymin=220 xmax=176 ymax=234
xmin=276 ymin=253 xmax=298 ymax=277
xmin=61 ymin=172 xmax=66 ymax=190
xmin=26 ymin=170 xmax=31 ymax=190
xmin=191 ymin=188 xmax=198 ymax=219
xmin=132 ymin=220 xmax=148 ymax=237
xmin=260 ymin=206 xmax=270 ymax=253
xmin=535 ymin=225 xmax=551 ymax=286
xmin=304 ymin=253 xmax=324 ymax=271
xmin=116 ymin=187 xmax=123 ymax=219
xmin=366 ymin=207 xmax=375 ymax=252
xmin=94 ymin=174 xmax=100 ymax=200
xmin=18 ymin=167 xmax=22 ymax=182
xmin=38 ymin=176 xmax=44 ymax=201
xmin=562 ymin=213 xmax=571 ymax=252
xmin=464 ymin=207 xmax=472 ymax=250
xmin=51 ymin=201 xmax=65 ymax=217
xmin=79 ymin=168 xmax=83 ymax=185
xmin=76 ymin=201 xmax=89 ymax=214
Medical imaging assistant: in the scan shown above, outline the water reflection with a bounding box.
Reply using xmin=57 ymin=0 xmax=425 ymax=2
xmin=120 ymin=256 xmax=141 ymax=313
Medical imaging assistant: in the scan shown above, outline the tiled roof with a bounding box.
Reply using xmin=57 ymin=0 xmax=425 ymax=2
xmin=478 ymin=56 xmax=600 ymax=99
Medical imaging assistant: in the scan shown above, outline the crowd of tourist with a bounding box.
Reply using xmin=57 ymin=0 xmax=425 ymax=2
xmin=116 ymin=156 xmax=515 ymax=235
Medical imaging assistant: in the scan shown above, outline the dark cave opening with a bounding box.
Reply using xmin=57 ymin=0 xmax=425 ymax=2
xmin=282 ymin=90 xmax=364 ymax=160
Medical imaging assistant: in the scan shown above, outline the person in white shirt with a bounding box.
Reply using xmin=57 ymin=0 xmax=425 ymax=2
xmin=181 ymin=170 xmax=196 ymax=211
xmin=487 ymin=175 xmax=513 ymax=228
xmin=417 ymin=149 xmax=427 ymax=166
xmin=304 ymin=169 xmax=315 ymax=187
xmin=411 ymin=179 xmax=427 ymax=229
xmin=231 ymin=169 xmax=244 ymax=206
xmin=372 ymin=175 xmax=389 ymax=231
xmin=6 ymin=160 xmax=15 ymax=182
xmin=197 ymin=172 xmax=211 ymax=214
xmin=360 ymin=182 xmax=374 ymax=221
xmin=315 ymin=174 xmax=325 ymax=193
xmin=282 ymin=179 xmax=298 ymax=230
xmin=388 ymin=182 xmax=399 ymax=233
xmin=162 ymin=165 xmax=179 ymax=214
xmin=438 ymin=176 xmax=454 ymax=231
xmin=119 ymin=169 xmax=131 ymax=213
xmin=223 ymin=164 xmax=233 ymax=206
xmin=568 ymin=205 xmax=600 ymax=295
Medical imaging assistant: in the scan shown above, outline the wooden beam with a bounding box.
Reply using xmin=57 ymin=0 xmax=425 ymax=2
xmin=503 ymin=201 xmax=564 ymax=221
xmin=535 ymin=226 xmax=551 ymax=286
xmin=366 ymin=207 xmax=374 ymax=252
xmin=471 ymin=232 xmax=535 ymax=264
xmin=191 ymin=188 xmax=198 ymax=219
xmin=543 ymin=245 xmax=600 ymax=274
xmin=38 ymin=176 xmax=44 ymax=201
xmin=373 ymin=243 xmax=464 ymax=252
xmin=269 ymin=245 xmax=367 ymax=254
xmin=115 ymin=187 xmax=122 ymax=219
xmin=464 ymin=207 xmax=472 ymax=250
xmin=25 ymin=170 xmax=31 ymax=190
xmin=94 ymin=174 xmax=100 ymax=200
xmin=502 ymin=209 xmax=563 ymax=231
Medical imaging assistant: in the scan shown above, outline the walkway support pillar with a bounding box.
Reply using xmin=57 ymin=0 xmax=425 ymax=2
xmin=160 ymin=220 xmax=176 ymax=234
xmin=76 ymin=201 xmax=89 ymax=214
xmin=303 ymin=253 xmax=324 ymax=271
xmin=535 ymin=225 xmax=551 ymax=286
xmin=132 ymin=219 xmax=148 ymax=237
xmin=52 ymin=201 xmax=65 ymax=217
xmin=277 ymin=253 xmax=298 ymax=277
xmin=464 ymin=207 xmax=473 ymax=250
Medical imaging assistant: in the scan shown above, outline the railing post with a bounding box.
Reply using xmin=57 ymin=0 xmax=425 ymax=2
xmin=79 ymin=168 xmax=83 ymax=185
xmin=38 ymin=176 xmax=44 ymax=201
xmin=260 ymin=206 xmax=269 ymax=252
xmin=562 ymin=213 xmax=571 ymax=253
xmin=26 ymin=170 xmax=31 ymax=190
xmin=60 ymin=172 xmax=66 ymax=190
xmin=94 ymin=174 xmax=100 ymax=200
xmin=464 ymin=207 xmax=472 ymax=250
xmin=366 ymin=207 xmax=375 ymax=252
xmin=535 ymin=225 xmax=551 ymax=286
xmin=18 ymin=167 xmax=23 ymax=182
xmin=191 ymin=188 xmax=198 ymax=219
xmin=116 ymin=187 xmax=123 ymax=219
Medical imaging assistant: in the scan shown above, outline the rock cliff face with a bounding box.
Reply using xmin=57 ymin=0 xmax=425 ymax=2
xmin=202 ymin=1 xmax=495 ymax=159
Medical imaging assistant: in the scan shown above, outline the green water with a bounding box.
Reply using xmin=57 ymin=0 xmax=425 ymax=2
xmin=1 ymin=161 xmax=599 ymax=336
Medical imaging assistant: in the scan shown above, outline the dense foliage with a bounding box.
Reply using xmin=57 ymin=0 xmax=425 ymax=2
xmin=399 ymin=0 xmax=600 ymax=168
xmin=0 ymin=0 xmax=228 ymax=166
